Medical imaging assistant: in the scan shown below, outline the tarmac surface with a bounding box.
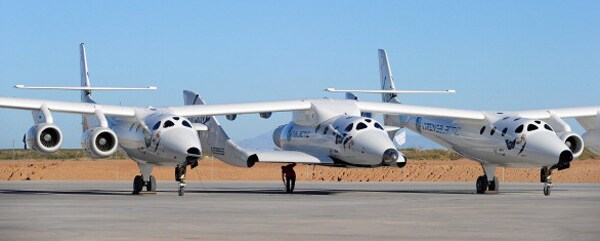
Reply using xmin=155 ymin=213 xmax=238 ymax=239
xmin=0 ymin=181 xmax=599 ymax=241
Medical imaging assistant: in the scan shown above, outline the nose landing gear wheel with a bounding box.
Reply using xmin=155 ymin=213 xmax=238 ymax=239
xmin=175 ymin=165 xmax=187 ymax=196
xmin=133 ymin=175 xmax=144 ymax=194
xmin=543 ymin=183 xmax=552 ymax=196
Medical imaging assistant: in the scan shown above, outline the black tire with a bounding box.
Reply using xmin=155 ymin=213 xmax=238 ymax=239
xmin=178 ymin=186 xmax=185 ymax=196
xmin=476 ymin=176 xmax=488 ymax=194
xmin=543 ymin=185 xmax=551 ymax=196
xmin=146 ymin=175 xmax=156 ymax=192
xmin=489 ymin=176 xmax=499 ymax=192
xmin=133 ymin=175 xmax=144 ymax=194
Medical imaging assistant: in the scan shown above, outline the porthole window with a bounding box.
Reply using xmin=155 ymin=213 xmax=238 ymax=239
xmin=514 ymin=118 xmax=521 ymax=121
xmin=152 ymin=121 xmax=161 ymax=130
xmin=356 ymin=122 xmax=368 ymax=130
xmin=527 ymin=124 xmax=538 ymax=131
xmin=515 ymin=125 xmax=524 ymax=133
xmin=480 ymin=126 xmax=486 ymax=135
xmin=502 ymin=117 xmax=510 ymax=120
xmin=163 ymin=120 xmax=175 ymax=128
xmin=182 ymin=121 xmax=192 ymax=128
xmin=544 ymin=124 xmax=553 ymax=131
xmin=502 ymin=127 xmax=508 ymax=136
xmin=374 ymin=122 xmax=384 ymax=130
xmin=345 ymin=123 xmax=354 ymax=132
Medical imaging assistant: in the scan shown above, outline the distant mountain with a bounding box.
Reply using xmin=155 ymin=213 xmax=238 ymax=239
xmin=236 ymin=129 xmax=444 ymax=151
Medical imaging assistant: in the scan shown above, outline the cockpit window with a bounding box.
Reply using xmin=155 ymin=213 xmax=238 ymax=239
xmin=480 ymin=126 xmax=486 ymax=135
xmin=534 ymin=120 xmax=541 ymax=124
xmin=365 ymin=119 xmax=372 ymax=123
xmin=374 ymin=122 xmax=384 ymax=130
xmin=152 ymin=121 xmax=161 ymax=130
xmin=323 ymin=126 xmax=329 ymax=135
xmin=173 ymin=117 xmax=180 ymax=120
xmin=490 ymin=128 xmax=495 ymax=135
xmin=182 ymin=120 xmax=192 ymax=128
xmin=345 ymin=123 xmax=354 ymax=132
xmin=544 ymin=124 xmax=553 ymax=131
xmin=163 ymin=120 xmax=175 ymax=128
xmin=502 ymin=127 xmax=508 ymax=136
xmin=356 ymin=122 xmax=368 ymax=130
xmin=527 ymin=124 xmax=538 ymax=131
xmin=515 ymin=125 xmax=524 ymax=133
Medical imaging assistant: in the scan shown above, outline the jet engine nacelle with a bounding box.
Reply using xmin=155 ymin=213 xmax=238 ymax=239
xmin=559 ymin=132 xmax=584 ymax=159
xmin=81 ymin=127 xmax=118 ymax=159
xmin=582 ymin=129 xmax=600 ymax=156
xmin=26 ymin=123 xmax=63 ymax=154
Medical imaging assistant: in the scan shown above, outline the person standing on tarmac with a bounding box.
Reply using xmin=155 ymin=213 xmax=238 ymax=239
xmin=281 ymin=163 xmax=297 ymax=193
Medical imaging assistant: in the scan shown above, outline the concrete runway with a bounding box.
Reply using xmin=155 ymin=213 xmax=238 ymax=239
xmin=0 ymin=181 xmax=599 ymax=241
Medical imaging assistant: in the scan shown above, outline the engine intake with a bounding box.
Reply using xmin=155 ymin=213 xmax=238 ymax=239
xmin=82 ymin=127 xmax=118 ymax=158
xmin=560 ymin=132 xmax=584 ymax=159
xmin=26 ymin=123 xmax=63 ymax=154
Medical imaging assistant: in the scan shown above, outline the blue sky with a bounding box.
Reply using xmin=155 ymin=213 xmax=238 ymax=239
xmin=1 ymin=1 xmax=599 ymax=148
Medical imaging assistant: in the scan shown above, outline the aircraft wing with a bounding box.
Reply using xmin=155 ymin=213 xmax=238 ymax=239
xmin=249 ymin=151 xmax=335 ymax=165
xmin=0 ymin=97 xmax=136 ymax=116
xmin=355 ymin=101 xmax=486 ymax=120
xmin=168 ymin=99 xmax=312 ymax=117
xmin=512 ymin=106 xmax=600 ymax=119
xmin=511 ymin=106 xmax=600 ymax=131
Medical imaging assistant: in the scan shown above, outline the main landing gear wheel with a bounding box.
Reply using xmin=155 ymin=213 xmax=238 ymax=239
xmin=146 ymin=175 xmax=156 ymax=192
xmin=489 ymin=176 xmax=499 ymax=192
xmin=175 ymin=165 xmax=187 ymax=196
xmin=476 ymin=176 xmax=488 ymax=194
xmin=133 ymin=175 xmax=144 ymax=194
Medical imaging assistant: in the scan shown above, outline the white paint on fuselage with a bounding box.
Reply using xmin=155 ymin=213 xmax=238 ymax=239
xmin=386 ymin=113 xmax=570 ymax=168
xmin=276 ymin=114 xmax=399 ymax=167
xmin=108 ymin=111 xmax=202 ymax=167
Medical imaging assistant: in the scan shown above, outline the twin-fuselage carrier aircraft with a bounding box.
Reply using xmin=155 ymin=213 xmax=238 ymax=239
xmin=327 ymin=49 xmax=600 ymax=195
xmin=1 ymin=44 xmax=598 ymax=196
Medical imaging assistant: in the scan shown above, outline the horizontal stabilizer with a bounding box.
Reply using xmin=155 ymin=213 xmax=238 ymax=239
xmin=325 ymin=88 xmax=455 ymax=94
xmin=15 ymin=85 xmax=157 ymax=91
xmin=249 ymin=151 xmax=334 ymax=165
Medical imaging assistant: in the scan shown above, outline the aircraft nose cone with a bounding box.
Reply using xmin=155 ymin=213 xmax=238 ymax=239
xmin=187 ymin=147 xmax=201 ymax=157
xmin=382 ymin=149 xmax=399 ymax=165
xmin=559 ymin=150 xmax=573 ymax=163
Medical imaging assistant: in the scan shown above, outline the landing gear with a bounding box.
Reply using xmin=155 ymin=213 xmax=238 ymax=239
xmin=133 ymin=175 xmax=157 ymax=194
xmin=541 ymin=167 xmax=553 ymax=196
xmin=147 ymin=175 xmax=157 ymax=192
xmin=133 ymin=175 xmax=144 ymax=194
xmin=475 ymin=164 xmax=499 ymax=194
xmin=476 ymin=176 xmax=488 ymax=194
xmin=175 ymin=164 xmax=187 ymax=196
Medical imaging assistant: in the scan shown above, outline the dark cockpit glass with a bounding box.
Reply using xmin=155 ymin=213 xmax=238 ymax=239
xmin=515 ymin=125 xmax=524 ymax=133
xmin=163 ymin=120 xmax=175 ymax=128
xmin=365 ymin=119 xmax=372 ymax=123
xmin=374 ymin=122 xmax=384 ymax=130
xmin=345 ymin=123 xmax=354 ymax=132
xmin=544 ymin=124 xmax=553 ymax=131
xmin=182 ymin=120 xmax=192 ymax=128
xmin=152 ymin=121 xmax=161 ymax=130
xmin=527 ymin=124 xmax=538 ymax=131
xmin=356 ymin=122 xmax=368 ymax=130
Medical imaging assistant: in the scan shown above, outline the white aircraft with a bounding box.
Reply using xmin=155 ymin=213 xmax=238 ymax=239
xmin=0 ymin=44 xmax=417 ymax=195
xmin=327 ymin=49 xmax=600 ymax=195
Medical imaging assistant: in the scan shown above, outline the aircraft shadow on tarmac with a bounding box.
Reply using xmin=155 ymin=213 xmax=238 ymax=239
xmin=0 ymin=188 xmax=535 ymax=196
xmin=0 ymin=189 xmax=134 ymax=196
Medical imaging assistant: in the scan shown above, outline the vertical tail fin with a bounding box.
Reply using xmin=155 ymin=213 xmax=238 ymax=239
xmin=183 ymin=90 xmax=253 ymax=167
xmin=80 ymin=43 xmax=93 ymax=103
xmin=378 ymin=49 xmax=399 ymax=103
